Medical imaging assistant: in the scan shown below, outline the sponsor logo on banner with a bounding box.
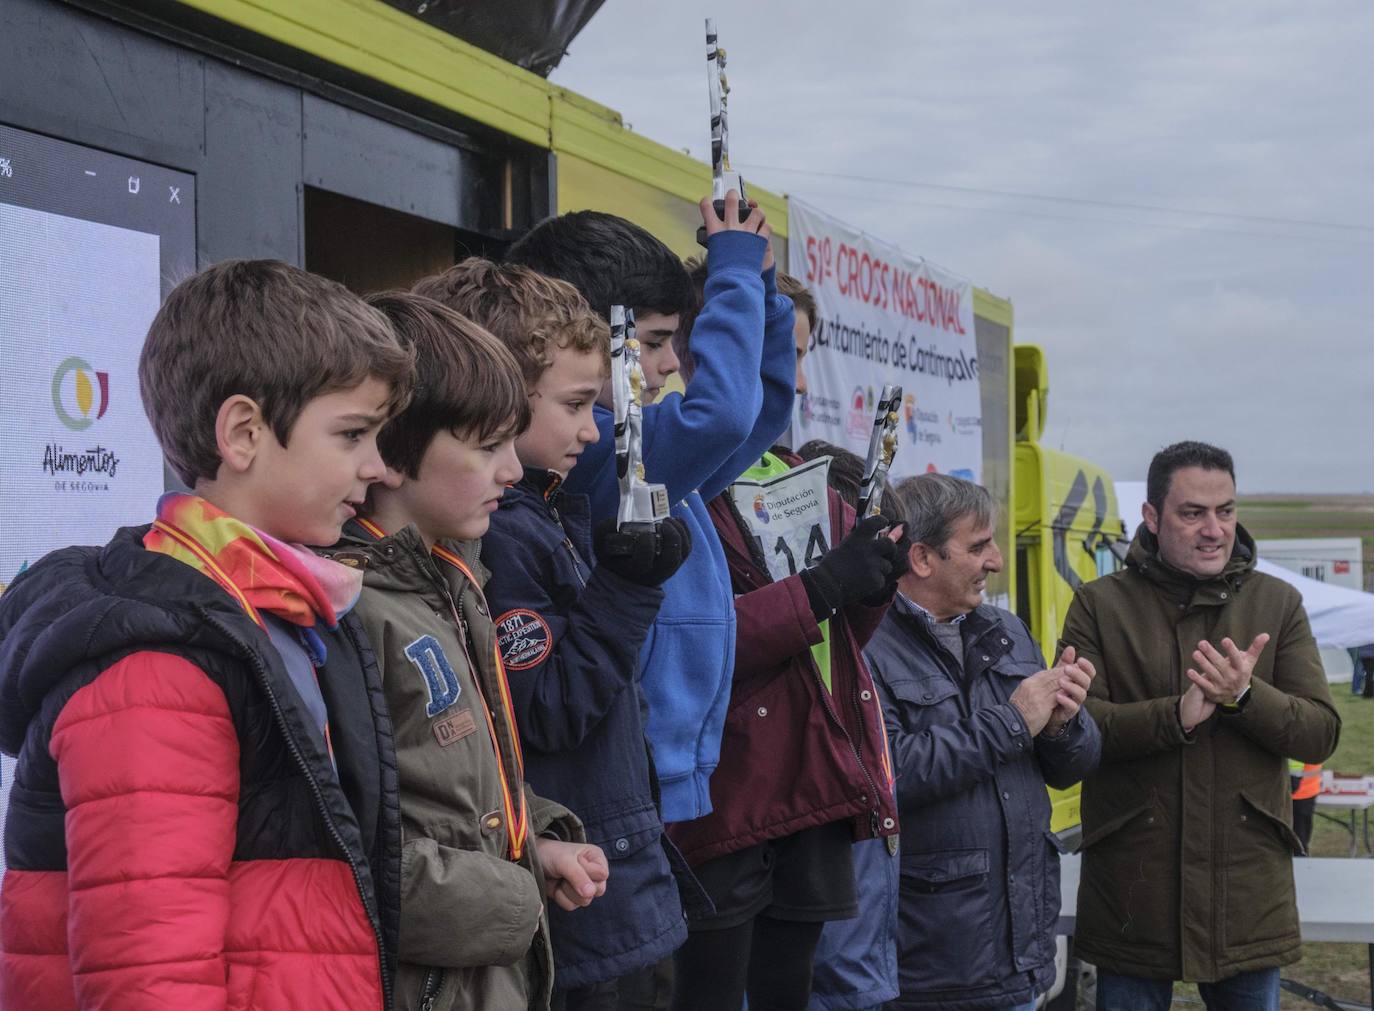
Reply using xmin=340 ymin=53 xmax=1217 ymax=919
xmin=846 ymin=386 xmax=872 ymax=440
xmin=788 ymin=198 xmax=982 ymax=481
xmin=954 ymin=414 xmax=982 ymax=437
xmin=799 ymin=391 xmax=841 ymax=431
xmin=51 ymin=356 xmax=110 ymax=431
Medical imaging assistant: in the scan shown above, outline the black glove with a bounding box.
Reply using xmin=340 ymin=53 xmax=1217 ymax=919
xmin=800 ymin=515 xmax=902 ymax=618
xmin=593 ymin=516 xmax=693 ymax=587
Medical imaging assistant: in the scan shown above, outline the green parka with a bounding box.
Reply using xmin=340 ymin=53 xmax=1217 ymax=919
xmin=328 ymin=524 xmax=583 ymax=1011
xmin=1060 ymin=525 xmax=1339 ymax=982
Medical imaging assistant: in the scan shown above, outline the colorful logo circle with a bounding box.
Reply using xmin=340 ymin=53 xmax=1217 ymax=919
xmin=51 ymin=357 xmax=110 ymax=432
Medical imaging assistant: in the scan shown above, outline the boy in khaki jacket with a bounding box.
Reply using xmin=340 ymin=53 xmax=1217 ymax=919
xmin=328 ymin=293 xmax=608 ymax=1010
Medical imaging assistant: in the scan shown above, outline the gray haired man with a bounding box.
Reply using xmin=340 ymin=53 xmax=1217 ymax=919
xmin=863 ymin=474 xmax=1101 ymax=1010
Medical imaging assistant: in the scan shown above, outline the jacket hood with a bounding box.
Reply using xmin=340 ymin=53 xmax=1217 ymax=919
xmin=333 ymin=521 xmax=486 ymax=597
xmin=514 ymin=466 xmax=564 ymax=500
xmin=491 ymin=466 xmax=569 ymax=523
xmin=0 ymin=525 xmax=260 ymax=755
xmin=1126 ymin=521 xmax=1257 ymax=597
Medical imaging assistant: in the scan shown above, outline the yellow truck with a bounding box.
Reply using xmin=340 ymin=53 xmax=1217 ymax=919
xmin=1 ymin=0 xmax=1122 ymax=827
xmin=1012 ymin=346 xmax=1127 ymax=834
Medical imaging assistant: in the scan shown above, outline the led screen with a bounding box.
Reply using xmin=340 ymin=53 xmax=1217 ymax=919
xmin=0 ymin=123 xmax=195 ymax=873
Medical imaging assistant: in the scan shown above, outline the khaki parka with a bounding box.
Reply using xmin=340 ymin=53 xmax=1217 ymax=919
xmin=1060 ymin=525 xmax=1339 ymax=982
xmin=328 ymin=524 xmax=583 ymax=1011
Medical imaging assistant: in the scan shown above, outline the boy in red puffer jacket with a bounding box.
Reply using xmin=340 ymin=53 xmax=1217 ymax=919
xmin=0 ymin=260 xmax=412 ymax=1010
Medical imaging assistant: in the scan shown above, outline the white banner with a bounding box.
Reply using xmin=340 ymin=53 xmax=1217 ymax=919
xmin=788 ymin=198 xmax=982 ymax=482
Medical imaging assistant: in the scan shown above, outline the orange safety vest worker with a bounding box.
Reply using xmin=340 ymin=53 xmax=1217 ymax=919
xmin=1290 ymin=758 xmax=1323 ymax=801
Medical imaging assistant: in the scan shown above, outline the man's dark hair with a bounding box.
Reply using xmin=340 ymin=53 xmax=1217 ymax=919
xmin=505 ymin=210 xmax=693 ymax=322
xmin=1146 ymin=441 xmax=1236 ymax=511
xmin=674 ymin=255 xmax=710 ymax=378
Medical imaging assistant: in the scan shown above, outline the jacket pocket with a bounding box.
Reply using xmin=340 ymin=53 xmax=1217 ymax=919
xmin=1076 ymin=799 xmax=1151 ymax=852
xmin=897 ymin=848 xmax=998 ymax=990
xmin=584 ymin=802 xmax=663 ymax=863
xmin=1222 ymin=791 xmax=1301 ymax=952
xmin=567 ymin=806 xmax=684 ymax=966
xmin=1076 ymin=796 xmax=1171 ymax=947
xmin=1239 ymin=790 xmax=1305 ymax=856
xmin=885 ymin=673 xmax=960 ymax=734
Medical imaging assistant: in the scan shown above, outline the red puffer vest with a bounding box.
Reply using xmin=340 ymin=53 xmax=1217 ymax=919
xmin=0 ymin=530 xmax=400 ymax=1010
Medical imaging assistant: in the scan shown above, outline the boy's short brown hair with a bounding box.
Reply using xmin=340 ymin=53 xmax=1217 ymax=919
xmin=366 ymin=292 xmax=531 ymax=479
xmin=777 ymin=273 xmax=818 ymax=333
xmin=412 ymin=257 xmax=609 ymax=387
xmin=138 ymin=259 xmax=414 ymax=487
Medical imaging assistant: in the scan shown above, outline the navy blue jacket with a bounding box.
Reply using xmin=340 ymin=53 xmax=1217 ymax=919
xmin=809 ymin=835 xmax=901 ymax=1010
xmin=481 ymin=469 xmax=688 ymax=987
xmin=863 ymin=598 xmax=1101 ymax=1010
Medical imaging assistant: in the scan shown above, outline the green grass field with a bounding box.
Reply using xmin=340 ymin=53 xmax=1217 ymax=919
xmin=1239 ymin=494 xmax=1374 ymax=592
xmin=1275 ymin=688 xmax=1374 ymax=1010
xmin=1078 ymin=689 xmax=1374 ymax=1009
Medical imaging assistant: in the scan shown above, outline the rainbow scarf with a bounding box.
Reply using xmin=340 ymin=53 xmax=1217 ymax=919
xmin=144 ymin=493 xmax=362 ymax=630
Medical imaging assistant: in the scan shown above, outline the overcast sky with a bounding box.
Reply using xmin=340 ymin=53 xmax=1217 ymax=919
xmin=551 ymin=1 xmax=1374 ymax=493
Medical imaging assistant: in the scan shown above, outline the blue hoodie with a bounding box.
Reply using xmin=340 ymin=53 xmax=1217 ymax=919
xmin=561 ymin=229 xmax=797 ymax=822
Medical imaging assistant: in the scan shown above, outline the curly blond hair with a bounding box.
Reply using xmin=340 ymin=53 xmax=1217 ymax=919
xmin=413 ymin=258 xmax=609 ymax=388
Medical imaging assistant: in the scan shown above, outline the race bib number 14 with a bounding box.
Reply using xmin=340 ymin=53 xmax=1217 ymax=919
xmin=730 ymin=457 xmax=832 ymax=583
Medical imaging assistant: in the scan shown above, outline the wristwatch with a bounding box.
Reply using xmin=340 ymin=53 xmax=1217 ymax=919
xmin=1039 ymin=720 xmax=1073 ymax=741
xmin=1219 ymin=682 xmax=1252 ymax=714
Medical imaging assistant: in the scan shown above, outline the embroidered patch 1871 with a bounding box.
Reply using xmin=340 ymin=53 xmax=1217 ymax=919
xmin=495 ymin=608 xmax=552 ymax=670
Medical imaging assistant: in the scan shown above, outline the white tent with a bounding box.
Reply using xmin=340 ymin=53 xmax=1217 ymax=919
xmin=1115 ymin=482 xmax=1374 ymax=652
